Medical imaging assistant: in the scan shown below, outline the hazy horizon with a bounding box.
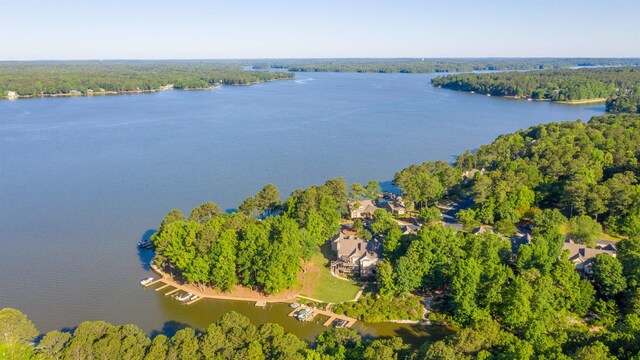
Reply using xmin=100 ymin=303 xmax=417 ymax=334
xmin=1 ymin=0 xmax=639 ymax=61
xmin=2 ymin=57 xmax=640 ymax=63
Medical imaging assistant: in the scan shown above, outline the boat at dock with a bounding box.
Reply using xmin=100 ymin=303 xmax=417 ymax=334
xmin=290 ymin=302 xmax=300 ymax=308
xmin=175 ymin=293 xmax=192 ymax=302
xmin=295 ymin=309 xmax=314 ymax=321
xmin=137 ymin=239 xmax=153 ymax=249
xmin=333 ymin=319 xmax=347 ymax=328
xmin=140 ymin=277 xmax=154 ymax=286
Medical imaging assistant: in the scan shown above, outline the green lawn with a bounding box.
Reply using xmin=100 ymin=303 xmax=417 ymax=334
xmin=301 ymin=253 xmax=361 ymax=303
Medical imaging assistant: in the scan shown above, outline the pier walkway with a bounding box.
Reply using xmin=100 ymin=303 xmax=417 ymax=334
xmin=143 ymin=265 xmax=295 ymax=307
xmin=287 ymin=305 xmax=357 ymax=328
xmin=143 ymin=265 xmax=358 ymax=327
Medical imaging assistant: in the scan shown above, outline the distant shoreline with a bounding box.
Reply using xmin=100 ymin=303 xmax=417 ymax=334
xmin=1 ymin=78 xmax=292 ymax=101
xmin=467 ymin=92 xmax=608 ymax=105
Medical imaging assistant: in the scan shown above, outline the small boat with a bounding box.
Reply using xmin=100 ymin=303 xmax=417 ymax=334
xmin=137 ymin=239 xmax=153 ymax=249
xmin=486 ymin=94 xmax=491 ymax=96
xmin=295 ymin=309 xmax=314 ymax=321
xmin=175 ymin=293 xmax=191 ymax=302
xmin=140 ymin=277 xmax=154 ymax=286
xmin=189 ymin=295 xmax=198 ymax=301
xmin=290 ymin=302 xmax=300 ymax=308
xmin=333 ymin=319 xmax=347 ymax=328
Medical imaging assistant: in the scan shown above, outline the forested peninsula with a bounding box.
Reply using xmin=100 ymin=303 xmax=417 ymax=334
xmin=431 ymin=66 xmax=640 ymax=111
xmin=4 ymin=114 xmax=638 ymax=359
xmin=0 ymin=62 xmax=294 ymax=99
xmin=252 ymin=58 xmax=640 ymax=74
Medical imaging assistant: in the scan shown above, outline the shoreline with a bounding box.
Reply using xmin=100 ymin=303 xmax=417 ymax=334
xmin=555 ymin=98 xmax=607 ymax=104
xmin=149 ymin=264 xmax=297 ymax=304
xmin=147 ymin=264 xmax=436 ymax=326
xmin=1 ymin=77 xmax=293 ymax=100
xmin=456 ymin=90 xmax=608 ymax=105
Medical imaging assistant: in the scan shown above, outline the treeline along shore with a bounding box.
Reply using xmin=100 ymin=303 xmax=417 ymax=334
xmin=3 ymin=58 xmax=640 ymax=100
xmin=431 ymin=66 xmax=640 ymax=113
xmin=250 ymin=58 xmax=640 ymax=73
xmin=0 ymin=62 xmax=294 ymax=99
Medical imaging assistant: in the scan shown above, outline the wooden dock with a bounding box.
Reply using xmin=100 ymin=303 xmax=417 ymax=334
xmin=165 ymin=288 xmax=180 ymax=297
xmin=186 ymin=297 xmax=202 ymax=305
xmin=287 ymin=305 xmax=357 ymax=328
xmin=154 ymin=283 xmax=171 ymax=292
xmin=143 ymin=278 xmax=164 ymax=288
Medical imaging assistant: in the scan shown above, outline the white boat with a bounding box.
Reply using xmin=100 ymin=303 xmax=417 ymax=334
xmin=175 ymin=293 xmax=191 ymax=302
xmin=333 ymin=319 xmax=347 ymax=328
xmin=137 ymin=239 xmax=153 ymax=249
xmin=140 ymin=277 xmax=154 ymax=286
xmin=290 ymin=302 xmax=300 ymax=308
xmin=189 ymin=295 xmax=198 ymax=301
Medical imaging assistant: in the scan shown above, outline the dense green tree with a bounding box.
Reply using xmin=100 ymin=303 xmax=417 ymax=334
xmin=315 ymin=328 xmax=363 ymax=360
xmin=37 ymin=330 xmax=71 ymax=360
xmin=238 ymin=196 xmax=257 ymax=216
xmin=209 ymin=229 xmax=238 ymax=291
xmin=419 ymin=206 xmax=442 ymax=225
xmin=371 ymin=209 xmax=399 ymax=235
xmin=167 ymin=328 xmax=199 ymax=360
xmin=254 ymin=183 xmax=280 ymax=216
xmin=592 ymin=254 xmax=627 ymax=298
xmin=568 ymin=215 xmax=603 ymax=246
xmin=144 ymin=335 xmax=168 ymax=360
xmin=157 ymin=209 xmax=186 ymax=234
xmin=349 ymin=183 xmax=364 ymax=200
xmin=0 ymin=308 xmax=38 ymax=346
xmin=363 ymin=180 xmax=382 ymax=200
xmin=573 ymin=341 xmax=616 ymax=360
xmin=189 ymin=202 xmax=221 ymax=223
xmin=456 ymin=209 xmax=480 ymax=232
xmin=0 ymin=308 xmax=38 ymax=360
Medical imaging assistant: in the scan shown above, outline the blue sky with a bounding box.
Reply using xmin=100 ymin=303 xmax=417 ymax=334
xmin=1 ymin=0 xmax=639 ymax=60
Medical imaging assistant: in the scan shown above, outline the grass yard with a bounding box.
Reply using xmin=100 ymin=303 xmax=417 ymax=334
xmin=300 ymin=253 xmax=361 ymax=303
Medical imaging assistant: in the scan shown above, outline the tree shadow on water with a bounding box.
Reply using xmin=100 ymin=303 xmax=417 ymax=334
xmin=150 ymin=320 xmax=191 ymax=339
xmin=379 ymin=180 xmax=401 ymax=194
xmin=137 ymin=229 xmax=156 ymax=271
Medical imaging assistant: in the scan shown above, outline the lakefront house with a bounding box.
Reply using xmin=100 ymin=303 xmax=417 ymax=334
xmin=349 ymin=199 xmax=380 ymax=219
xmin=330 ymin=229 xmax=381 ymax=278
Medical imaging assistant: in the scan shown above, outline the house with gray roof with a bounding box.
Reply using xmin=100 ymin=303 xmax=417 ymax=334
xmin=349 ymin=199 xmax=380 ymax=220
xmin=330 ymin=229 xmax=381 ymax=278
xmin=562 ymin=239 xmax=617 ymax=279
xmin=384 ymin=194 xmax=406 ymax=215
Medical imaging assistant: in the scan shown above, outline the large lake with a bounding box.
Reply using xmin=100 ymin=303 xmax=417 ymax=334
xmin=0 ymin=72 xmax=604 ymax=343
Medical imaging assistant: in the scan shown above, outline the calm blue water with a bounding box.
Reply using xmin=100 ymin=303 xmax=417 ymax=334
xmin=0 ymin=72 xmax=604 ymax=340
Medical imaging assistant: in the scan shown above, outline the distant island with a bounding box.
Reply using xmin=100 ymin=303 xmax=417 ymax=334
xmin=250 ymin=58 xmax=640 ymax=73
xmin=0 ymin=62 xmax=294 ymax=100
xmin=431 ymin=66 xmax=640 ymax=112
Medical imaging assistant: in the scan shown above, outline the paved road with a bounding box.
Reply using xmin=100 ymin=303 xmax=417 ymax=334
xmin=440 ymin=198 xmax=474 ymax=231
